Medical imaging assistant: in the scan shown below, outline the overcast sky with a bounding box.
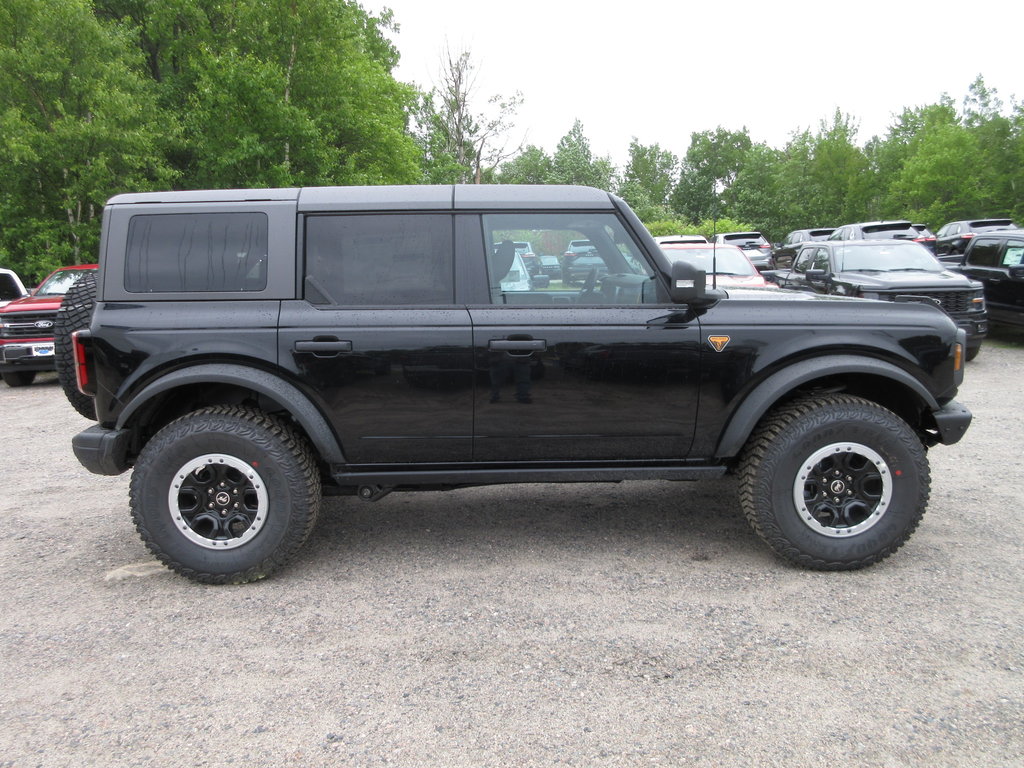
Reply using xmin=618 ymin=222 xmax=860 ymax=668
xmin=362 ymin=0 xmax=1021 ymax=168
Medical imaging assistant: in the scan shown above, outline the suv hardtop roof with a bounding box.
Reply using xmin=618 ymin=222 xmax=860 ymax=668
xmin=106 ymin=185 xmax=616 ymax=212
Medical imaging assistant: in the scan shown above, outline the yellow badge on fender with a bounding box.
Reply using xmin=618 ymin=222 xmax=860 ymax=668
xmin=708 ymin=335 xmax=731 ymax=352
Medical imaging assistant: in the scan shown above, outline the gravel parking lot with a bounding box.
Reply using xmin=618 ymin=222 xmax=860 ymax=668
xmin=1 ymin=329 xmax=1022 ymax=767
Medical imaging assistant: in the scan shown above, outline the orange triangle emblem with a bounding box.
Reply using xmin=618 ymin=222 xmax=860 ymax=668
xmin=708 ymin=335 xmax=731 ymax=352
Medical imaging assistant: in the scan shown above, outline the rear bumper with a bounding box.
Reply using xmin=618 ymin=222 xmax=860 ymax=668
xmin=931 ymin=400 xmax=972 ymax=445
xmin=72 ymin=425 xmax=131 ymax=475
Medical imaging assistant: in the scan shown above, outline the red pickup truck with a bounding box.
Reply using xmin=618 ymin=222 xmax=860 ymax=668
xmin=0 ymin=264 xmax=97 ymax=386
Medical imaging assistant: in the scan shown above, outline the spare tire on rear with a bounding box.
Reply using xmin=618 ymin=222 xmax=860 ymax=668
xmin=54 ymin=271 xmax=97 ymax=420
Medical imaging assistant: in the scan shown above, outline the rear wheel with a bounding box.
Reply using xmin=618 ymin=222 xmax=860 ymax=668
xmin=54 ymin=271 xmax=97 ymax=419
xmin=738 ymin=394 xmax=929 ymax=570
xmin=129 ymin=406 xmax=322 ymax=584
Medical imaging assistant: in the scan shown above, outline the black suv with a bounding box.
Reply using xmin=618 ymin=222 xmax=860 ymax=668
xmin=773 ymin=228 xmax=835 ymax=269
xmin=767 ymin=240 xmax=987 ymax=360
xmin=935 ymin=219 xmax=1018 ymax=259
xmin=67 ymin=185 xmax=972 ymax=583
xmin=950 ymin=231 xmax=1024 ymax=327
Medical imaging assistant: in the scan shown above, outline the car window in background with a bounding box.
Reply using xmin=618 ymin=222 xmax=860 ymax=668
xmin=835 ymin=243 xmax=942 ymax=272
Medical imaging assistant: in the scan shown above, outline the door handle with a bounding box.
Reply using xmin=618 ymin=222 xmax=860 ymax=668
xmin=489 ymin=339 xmax=546 ymax=352
xmin=295 ymin=339 xmax=353 ymax=355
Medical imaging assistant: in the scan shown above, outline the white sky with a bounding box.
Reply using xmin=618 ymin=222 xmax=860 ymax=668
xmin=361 ymin=0 xmax=1022 ymax=169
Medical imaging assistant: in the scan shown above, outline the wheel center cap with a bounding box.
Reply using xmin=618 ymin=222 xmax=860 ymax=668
xmin=215 ymin=491 xmax=231 ymax=507
xmin=829 ymin=479 xmax=847 ymax=495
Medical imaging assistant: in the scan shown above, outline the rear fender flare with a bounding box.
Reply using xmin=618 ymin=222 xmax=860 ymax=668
xmin=116 ymin=363 xmax=345 ymax=464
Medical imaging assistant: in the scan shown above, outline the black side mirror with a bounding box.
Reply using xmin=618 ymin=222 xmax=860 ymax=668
xmin=805 ymin=268 xmax=830 ymax=283
xmin=1008 ymin=266 xmax=1024 ymax=279
xmin=669 ymin=260 xmax=724 ymax=307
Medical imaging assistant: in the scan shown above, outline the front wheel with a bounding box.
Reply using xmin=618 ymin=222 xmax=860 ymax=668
xmin=129 ymin=406 xmax=321 ymax=584
xmin=738 ymin=394 xmax=929 ymax=570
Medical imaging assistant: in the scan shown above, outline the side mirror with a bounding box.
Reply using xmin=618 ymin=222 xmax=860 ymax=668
xmin=1008 ymin=266 xmax=1024 ymax=279
xmin=669 ymin=260 xmax=724 ymax=307
xmin=805 ymin=268 xmax=830 ymax=283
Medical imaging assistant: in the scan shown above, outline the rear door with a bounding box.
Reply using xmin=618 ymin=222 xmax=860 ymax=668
xmin=466 ymin=211 xmax=701 ymax=462
xmin=278 ymin=212 xmax=474 ymax=465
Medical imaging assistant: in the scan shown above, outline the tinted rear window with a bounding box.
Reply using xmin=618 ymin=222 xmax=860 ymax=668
xmin=304 ymin=214 xmax=453 ymax=306
xmin=125 ymin=213 xmax=268 ymax=293
xmin=862 ymin=223 xmax=913 ymax=236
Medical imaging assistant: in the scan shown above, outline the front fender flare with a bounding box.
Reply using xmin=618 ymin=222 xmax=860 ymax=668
xmin=714 ymin=355 xmax=939 ymax=458
xmin=116 ymin=363 xmax=345 ymax=465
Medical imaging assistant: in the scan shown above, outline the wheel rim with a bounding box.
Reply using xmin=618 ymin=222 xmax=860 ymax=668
xmin=793 ymin=442 xmax=892 ymax=537
xmin=168 ymin=454 xmax=268 ymax=549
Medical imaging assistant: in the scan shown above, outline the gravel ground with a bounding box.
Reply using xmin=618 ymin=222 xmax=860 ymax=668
xmin=1 ymin=329 xmax=1022 ymax=767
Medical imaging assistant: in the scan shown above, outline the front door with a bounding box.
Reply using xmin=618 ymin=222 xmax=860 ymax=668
xmin=469 ymin=212 xmax=701 ymax=462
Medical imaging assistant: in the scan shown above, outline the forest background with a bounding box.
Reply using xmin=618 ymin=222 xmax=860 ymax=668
xmin=2 ymin=0 xmax=1021 ymax=282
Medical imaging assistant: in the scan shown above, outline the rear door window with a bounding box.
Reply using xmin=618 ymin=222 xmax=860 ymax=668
xmin=304 ymin=214 xmax=454 ymax=306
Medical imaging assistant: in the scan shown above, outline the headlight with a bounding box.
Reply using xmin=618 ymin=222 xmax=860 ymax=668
xmin=971 ymin=291 xmax=986 ymax=310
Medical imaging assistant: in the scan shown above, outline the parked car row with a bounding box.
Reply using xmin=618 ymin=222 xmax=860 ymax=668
xmin=0 ymin=264 xmax=98 ymax=387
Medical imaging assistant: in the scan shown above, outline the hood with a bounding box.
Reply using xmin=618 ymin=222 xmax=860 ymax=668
xmin=840 ymin=269 xmax=975 ymax=290
xmin=0 ymin=292 xmax=66 ymax=314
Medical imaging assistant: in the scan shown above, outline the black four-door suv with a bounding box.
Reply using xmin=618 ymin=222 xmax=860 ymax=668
xmin=67 ymin=185 xmax=972 ymax=584
xmin=934 ymin=219 xmax=1018 ymax=259
xmin=949 ymin=231 xmax=1024 ymax=327
xmin=773 ymin=228 xmax=835 ymax=269
xmin=767 ymin=240 xmax=987 ymax=359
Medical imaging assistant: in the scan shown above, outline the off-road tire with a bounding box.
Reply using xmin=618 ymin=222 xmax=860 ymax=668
xmin=129 ymin=406 xmax=322 ymax=584
xmin=54 ymin=271 xmax=97 ymax=419
xmin=738 ymin=394 xmax=929 ymax=570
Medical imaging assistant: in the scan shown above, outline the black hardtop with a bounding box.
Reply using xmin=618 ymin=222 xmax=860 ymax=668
xmin=106 ymin=184 xmax=616 ymax=212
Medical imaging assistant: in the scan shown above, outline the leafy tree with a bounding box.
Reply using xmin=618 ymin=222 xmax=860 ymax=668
xmin=618 ymin=139 xmax=677 ymax=218
xmin=670 ymin=127 xmax=752 ymax=222
xmin=548 ymin=120 xmax=615 ymax=190
xmin=0 ymin=0 xmax=175 ymax=278
xmin=497 ymin=145 xmax=553 ymax=184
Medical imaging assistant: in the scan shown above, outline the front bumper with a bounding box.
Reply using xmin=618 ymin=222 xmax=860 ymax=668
xmin=931 ymin=399 xmax=972 ymax=445
xmin=1 ymin=341 xmax=56 ymax=372
xmin=72 ymin=425 xmax=131 ymax=475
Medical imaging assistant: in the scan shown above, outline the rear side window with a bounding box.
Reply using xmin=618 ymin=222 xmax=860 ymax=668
xmin=967 ymin=239 xmax=1001 ymax=267
xmin=125 ymin=213 xmax=268 ymax=293
xmin=304 ymin=214 xmax=454 ymax=306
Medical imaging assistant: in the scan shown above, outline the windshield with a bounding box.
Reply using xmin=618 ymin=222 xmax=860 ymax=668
xmin=35 ymin=268 xmax=93 ymax=296
xmin=662 ymin=246 xmax=755 ymax=275
xmin=835 ymin=243 xmax=942 ymax=273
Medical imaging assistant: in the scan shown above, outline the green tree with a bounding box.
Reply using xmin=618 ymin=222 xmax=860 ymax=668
xmin=497 ymin=145 xmax=553 ymax=184
xmin=670 ymin=127 xmax=752 ymax=223
xmin=618 ymin=139 xmax=677 ymax=218
xmin=0 ymin=0 xmax=175 ymax=278
xmin=548 ymin=120 xmax=615 ymax=190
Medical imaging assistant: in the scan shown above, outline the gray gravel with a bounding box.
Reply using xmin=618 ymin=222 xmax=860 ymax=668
xmin=1 ymin=329 xmax=1022 ymax=767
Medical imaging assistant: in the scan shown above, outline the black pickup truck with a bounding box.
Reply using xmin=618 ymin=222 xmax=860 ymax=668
xmin=64 ymin=185 xmax=972 ymax=583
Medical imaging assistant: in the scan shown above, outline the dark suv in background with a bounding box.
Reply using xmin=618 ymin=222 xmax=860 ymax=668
xmin=950 ymin=230 xmax=1024 ymax=327
xmin=773 ymin=228 xmax=835 ymax=269
xmin=767 ymin=239 xmax=987 ymax=359
xmin=935 ymin=219 xmax=1018 ymax=258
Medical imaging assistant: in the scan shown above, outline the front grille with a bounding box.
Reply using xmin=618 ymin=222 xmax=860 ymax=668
xmin=879 ymin=290 xmax=977 ymax=316
xmin=0 ymin=311 xmax=57 ymax=339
